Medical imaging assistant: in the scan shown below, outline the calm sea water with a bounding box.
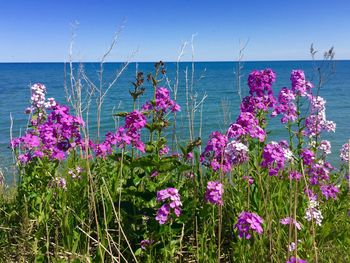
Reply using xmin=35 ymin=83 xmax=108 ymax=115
xmin=1 ymin=61 xmax=350 ymax=179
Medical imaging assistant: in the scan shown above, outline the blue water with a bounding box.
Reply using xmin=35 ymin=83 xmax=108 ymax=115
xmin=1 ymin=61 xmax=350 ymax=179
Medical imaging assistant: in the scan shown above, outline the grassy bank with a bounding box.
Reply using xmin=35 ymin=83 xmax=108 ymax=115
xmin=1 ymin=63 xmax=350 ymax=262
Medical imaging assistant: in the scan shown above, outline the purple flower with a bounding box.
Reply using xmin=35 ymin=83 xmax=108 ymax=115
xmin=143 ymin=87 xmax=180 ymax=113
xmin=232 ymin=112 xmax=266 ymax=142
xmin=156 ymin=187 xmax=182 ymax=224
xmin=242 ymin=176 xmax=254 ymax=185
xmin=235 ymin=211 xmax=264 ymax=239
xmin=286 ymin=256 xmax=308 ymax=263
xmin=156 ymin=204 xmax=171 ymax=224
xmin=340 ymin=143 xmax=349 ymax=162
xmin=261 ymin=142 xmax=289 ymax=176
xmin=205 ymin=181 xmax=224 ymax=205
xmin=290 ymin=70 xmax=312 ymax=97
xmin=51 ymin=149 xmax=66 ymax=161
xmin=200 ymin=131 xmax=231 ymax=173
xmin=18 ymin=153 xmax=31 ymax=164
xmin=300 ymin=149 xmax=315 ymax=166
xmin=140 ymin=239 xmax=153 ymax=250
xmin=318 ymin=140 xmax=331 ymax=155
xmin=151 ymin=171 xmax=159 ymax=178
xmin=304 ymin=188 xmax=318 ymax=201
xmin=240 ymin=95 xmax=276 ymax=114
xmin=307 ymin=161 xmax=334 ymax=185
xmin=186 ymin=152 xmax=194 ymax=160
xmin=289 ymin=171 xmax=302 ymax=181
xmin=248 ymin=69 xmax=276 ymax=97
xmin=320 ymin=184 xmax=339 ymax=200
xmin=304 ymin=95 xmax=336 ymax=137
xmin=159 ymin=145 xmax=169 ymax=156
xmin=94 ymin=110 xmax=147 ymax=157
xmin=224 ymin=140 xmax=249 ymax=165
xmin=280 ymin=217 xmax=302 ymax=230
xmin=49 ymin=177 xmax=67 ymax=190
xmin=30 ymin=83 xmax=47 ymax=108
xmin=125 ymin=110 xmax=147 ymax=130
xmin=305 ymin=200 xmax=323 ymax=226
xmin=272 ymin=87 xmax=297 ymax=124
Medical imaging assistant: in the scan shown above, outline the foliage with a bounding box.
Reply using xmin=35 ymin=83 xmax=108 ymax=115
xmin=1 ymin=63 xmax=350 ymax=263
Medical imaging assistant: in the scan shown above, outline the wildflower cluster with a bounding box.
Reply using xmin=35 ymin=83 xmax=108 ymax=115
xmin=286 ymin=256 xmax=308 ymax=263
xmin=280 ymin=216 xmax=302 ymax=230
xmin=340 ymin=142 xmax=349 ymax=162
xmin=272 ymin=87 xmax=297 ymax=123
xmin=289 ymin=171 xmax=302 ymax=181
xmin=300 ymin=148 xmax=315 ymax=166
xmin=205 ymin=181 xmax=224 ymax=205
xmin=304 ymin=200 xmax=323 ymax=226
xmin=304 ymin=95 xmax=336 ymax=137
xmin=224 ymin=140 xmax=249 ymax=165
xmin=93 ymin=110 xmax=147 ymax=157
xmin=68 ymin=166 xmax=83 ymax=180
xmin=155 ymin=188 xmax=182 ymax=224
xmin=320 ymin=184 xmax=339 ymax=200
xmin=318 ymin=140 xmax=331 ymax=155
xmin=247 ymin=68 xmax=276 ymax=97
xmin=142 ymin=87 xmax=180 ymax=113
xmin=261 ymin=141 xmax=292 ymax=176
xmin=11 ymin=87 xmax=84 ymax=163
xmin=290 ymin=70 xmax=313 ymax=97
xmin=227 ymin=112 xmax=265 ymax=142
xmin=30 ymin=83 xmax=47 ymax=109
xmin=200 ymin=131 xmax=231 ymax=172
xmin=48 ymin=176 xmax=67 ymax=190
xmin=235 ymin=211 xmax=264 ymax=239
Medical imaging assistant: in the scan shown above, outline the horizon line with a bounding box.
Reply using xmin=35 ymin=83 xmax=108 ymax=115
xmin=0 ymin=59 xmax=349 ymax=64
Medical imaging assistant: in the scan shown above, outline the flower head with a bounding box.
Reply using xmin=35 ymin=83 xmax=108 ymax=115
xmin=280 ymin=217 xmax=302 ymax=230
xmin=235 ymin=211 xmax=264 ymax=239
xmin=224 ymin=140 xmax=249 ymax=165
xmin=205 ymin=181 xmax=224 ymax=205
xmin=286 ymin=256 xmax=308 ymax=263
xmin=156 ymin=187 xmax=182 ymax=224
xmin=261 ymin=141 xmax=289 ymax=176
xmin=305 ymin=200 xmax=323 ymax=226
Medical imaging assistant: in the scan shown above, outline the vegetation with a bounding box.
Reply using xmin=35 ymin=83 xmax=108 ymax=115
xmin=1 ymin=61 xmax=350 ymax=263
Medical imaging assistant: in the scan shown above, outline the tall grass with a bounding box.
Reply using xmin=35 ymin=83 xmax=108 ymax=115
xmin=1 ymin=42 xmax=350 ymax=263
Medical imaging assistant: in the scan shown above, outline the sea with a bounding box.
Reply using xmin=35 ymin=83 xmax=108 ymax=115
xmin=1 ymin=61 xmax=349 ymax=181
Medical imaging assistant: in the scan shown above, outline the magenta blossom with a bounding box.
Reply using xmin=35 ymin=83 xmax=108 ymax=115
xmin=143 ymin=87 xmax=180 ymax=113
xmin=261 ymin=141 xmax=291 ymax=176
xmin=140 ymin=239 xmax=153 ymax=250
xmin=248 ymin=68 xmax=276 ymax=97
xmin=286 ymin=257 xmax=308 ymax=263
xmin=156 ymin=188 xmax=182 ymax=224
xmin=205 ymin=181 xmax=224 ymax=205
xmin=11 ymin=100 xmax=84 ymax=163
xmin=200 ymin=131 xmax=231 ymax=172
xmin=289 ymin=171 xmax=302 ymax=181
xmin=235 ymin=211 xmax=264 ymax=239
xmin=320 ymin=184 xmax=339 ymax=200
xmin=227 ymin=112 xmax=265 ymax=142
xmin=280 ymin=217 xmax=302 ymax=230
xmin=300 ymin=149 xmax=315 ymax=166
xmin=290 ymin=70 xmax=313 ymax=97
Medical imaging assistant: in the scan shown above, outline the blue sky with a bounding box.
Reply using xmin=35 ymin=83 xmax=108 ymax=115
xmin=1 ymin=0 xmax=349 ymax=62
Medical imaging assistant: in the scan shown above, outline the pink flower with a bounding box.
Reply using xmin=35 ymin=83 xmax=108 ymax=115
xmin=205 ymin=181 xmax=224 ymax=205
xmin=235 ymin=211 xmax=264 ymax=239
xmin=156 ymin=188 xmax=182 ymax=224
xmin=280 ymin=217 xmax=302 ymax=230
